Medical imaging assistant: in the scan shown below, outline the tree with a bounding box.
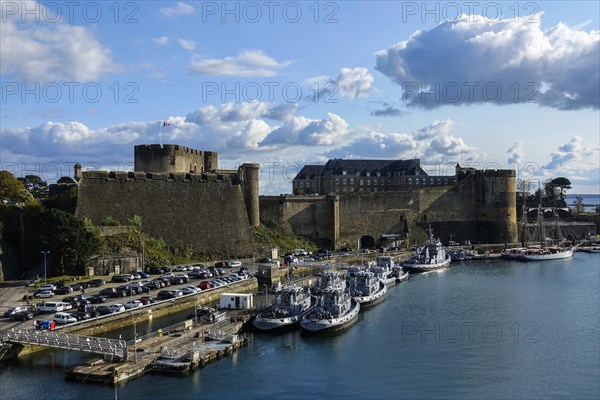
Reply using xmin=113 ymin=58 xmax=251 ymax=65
xmin=551 ymin=177 xmax=572 ymax=201
xmin=574 ymin=196 xmax=585 ymax=215
xmin=10 ymin=189 xmax=35 ymax=206
xmin=57 ymin=176 xmax=76 ymax=184
xmin=18 ymin=175 xmax=49 ymax=200
xmin=0 ymin=171 xmax=26 ymax=201
xmin=34 ymin=209 xmax=99 ymax=275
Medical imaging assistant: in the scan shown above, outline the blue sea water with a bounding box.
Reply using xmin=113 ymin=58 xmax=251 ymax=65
xmin=566 ymin=194 xmax=600 ymax=211
xmin=1 ymin=254 xmax=599 ymax=400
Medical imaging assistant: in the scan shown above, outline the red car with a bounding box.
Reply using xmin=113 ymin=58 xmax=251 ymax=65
xmin=139 ymin=296 xmax=154 ymax=305
xmin=198 ymin=282 xmax=213 ymax=290
xmin=214 ymin=261 xmax=227 ymax=268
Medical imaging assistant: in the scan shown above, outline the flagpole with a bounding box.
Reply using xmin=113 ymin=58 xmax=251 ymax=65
xmin=159 ymin=121 xmax=163 ymax=148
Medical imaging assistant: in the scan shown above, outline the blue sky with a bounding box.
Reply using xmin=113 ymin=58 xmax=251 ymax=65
xmin=1 ymin=0 xmax=599 ymax=195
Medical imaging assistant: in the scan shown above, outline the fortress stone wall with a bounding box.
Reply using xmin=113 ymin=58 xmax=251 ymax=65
xmin=75 ymin=170 xmax=256 ymax=256
xmin=260 ymin=169 xmax=517 ymax=249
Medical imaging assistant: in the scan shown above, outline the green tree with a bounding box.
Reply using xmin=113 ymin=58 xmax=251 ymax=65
xmin=35 ymin=209 xmax=99 ymax=275
xmin=551 ymin=177 xmax=572 ymax=201
xmin=10 ymin=189 xmax=36 ymax=206
xmin=0 ymin=171 xmax=26 ymax=201
xmin=57 ymin=176 xmax=76 ymax=184
xmin=17 ymin=175 xmax=49 ymax=200
xmin=574 ymin=196 xmax=585 ymax=215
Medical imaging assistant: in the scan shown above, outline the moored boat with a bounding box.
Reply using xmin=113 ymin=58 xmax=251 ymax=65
xmin=253 ymin=283 xmax=314 ymax=332
xmin=519 ymin=246 xmax=574 ymax=261
xmin=392 ymin=266 xmax=409 ymax=282
xmin=371 ymin=256 xmax=398 ymax=286
xmin=402 ymin=227 xmax=451 ymax=272
xmin=300 ymin=285 xmax=360 ymax=333
xmin=349 ymin=271 xmax=387 ymax=306
xmin=313 ymin=268 xmax=346 ymax=295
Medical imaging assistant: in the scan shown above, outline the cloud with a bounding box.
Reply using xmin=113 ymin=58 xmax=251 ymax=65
xmin=153 ymin=36 xmax=169 ymax=46
xmin=260 ymin=113 xmax=349 ymax=147
xmin=159 ymin=2 xmax=195 ymax=18
xmin=542 ymin=136 xmax=597 ymax=170
xmin=335 ymin=67 xmax=374 ymax=99
xmin=0 ymin=2 xmax=117 ymax=82
xmin=507 ymin=140 xmax=525 ymax=165
xmin=370 ymin=103 xmax=403 ymax=117
xmin=178 ymin=38 xmax=197 ymax=51
xmin=190 ymin=50 xmax=292 ymax=77
xmin=325 ymin=119 xmax=477 ymax=163
xmin=375 ymin=14 xmax=600 ymax=110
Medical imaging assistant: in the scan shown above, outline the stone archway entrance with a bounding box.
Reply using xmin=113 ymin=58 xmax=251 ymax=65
xmin=358 ymin=235 xmax=375 ymax=249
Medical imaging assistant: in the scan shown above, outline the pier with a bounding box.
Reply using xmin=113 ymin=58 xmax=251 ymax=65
xmin=65 ymin=317 xmax=248 ymax=385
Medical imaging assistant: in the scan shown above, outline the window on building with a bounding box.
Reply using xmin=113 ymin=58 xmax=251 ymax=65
xmin=350 ymin=187 xmax=355 ymax=192
xmin=350 ymin=178 xmax=355 ymax=185
xmin=299 ymin=182 xmax=304 ymax=188
xmin=343 ymin=178 xmax=347 ymax=185
xmin=170 ymin=156 xmax=176 ymax=166
xmin=377 ymin=172 xmax=381 ymax=177
xmin=335 ymin=178 xmax=339 ymax=184
xmin=366 ymin=172 xmax=370 ymax=177
xmin=335 ymin=186 xmax=339 ymax=192
xmin=374 ymin=188 xmax=378 ymax=192
xmin=437 ymin=179 xmax=441 ymax=184
xmin=444 ymin=179 xmax=448 ymax=184
xmin=366 ymin=180 xmax=370 ymax=185
xmin=430 ymin=179 xmax=434 ymax=185
xmin=380 ymin=180 xmax=384 ymax=185
xmin=342 ymin=170 xmax=347 ymax=175
xmin=360 ymin=179 xmax=364 ymax=185
xmin=408 ymin=179 xmax=412 ymax=185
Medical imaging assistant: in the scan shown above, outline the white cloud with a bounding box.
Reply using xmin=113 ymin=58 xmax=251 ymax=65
xmin=260 ymin=113 xmax=349 ymax=147
xmin=178 ymin=38 xmax=197 ymax=51
xmin=336 ymin=67 xmax=374 ymax=99
xmin=507 ymin=140 xmax=525 ymax=165
xmin=159 ymin=2 xmax=195 ymax=18
xmin=325 ymin=120 xmax=477 ymax=164
xmin=0 ymin=2 xmax=117 ymax=82
xmin=190 ymin=50 xmax=292 ymax=77
xmin=375 ymin=14 xmax=600 ymax=110
xmin=153 ymin=36 xmax=169 ymax=46
xmin=542 ymin=136 xmax=597 ymax=170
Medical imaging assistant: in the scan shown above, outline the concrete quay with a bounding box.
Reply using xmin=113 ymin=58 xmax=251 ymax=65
xmin=65 ymin=318 xmax=248 ymax=385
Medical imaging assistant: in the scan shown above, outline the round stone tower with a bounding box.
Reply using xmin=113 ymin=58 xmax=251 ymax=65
xmin=240 ymin=163 xmax=260 ymax=227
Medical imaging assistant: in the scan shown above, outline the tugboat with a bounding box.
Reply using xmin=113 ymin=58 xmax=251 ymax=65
xmin=313 ymin=268 xmax=346 ymax=295
xmin=349 ymin=270 xmax=387 ymax=306
xmin=300 ymin=284 xmax=360 ymax=333
xmin=392 ymin=266 xmax=410 ymax=283
xmin=402 ymin=227 xmax=451 ymax=272
xmin=253 ymin=283 xmax=314 ymax=332
xmin=370 ymin=256 xmax=398 ymax=286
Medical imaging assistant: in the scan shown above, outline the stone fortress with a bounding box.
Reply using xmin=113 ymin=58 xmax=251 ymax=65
xmin=75 ymin=144 xmax=259 ymax=256
xmin=75 ymin=143 xmax=518 ymax=255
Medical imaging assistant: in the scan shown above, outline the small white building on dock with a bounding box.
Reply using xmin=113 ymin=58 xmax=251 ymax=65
xmin=219 ymin=293 xmax=254 ymax=310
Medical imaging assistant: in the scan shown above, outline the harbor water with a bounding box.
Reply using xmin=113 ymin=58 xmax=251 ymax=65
xmin=1 ymin=253 xmax=599 ymax=399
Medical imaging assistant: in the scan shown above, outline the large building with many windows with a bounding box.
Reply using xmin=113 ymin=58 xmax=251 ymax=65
xmin=292 ymin=159 xmax=457 ymax=195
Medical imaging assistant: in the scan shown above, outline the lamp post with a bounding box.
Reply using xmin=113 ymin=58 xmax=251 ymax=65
xmin=263 ymin=284 xmax=268 ymax=308
xmin=41 ymin=251 xmax=50 ymax=285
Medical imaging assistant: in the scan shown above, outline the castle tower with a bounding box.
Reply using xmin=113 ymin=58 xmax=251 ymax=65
xmin=240 ymin=163 xmax=260 ymax=227
xmin=134 ymin=144 xmax=217 ymax=173
xmin=475 ymin=170 xmax=518 ymax=243
xmin=74 ymin=162 xmax=82 ymax=182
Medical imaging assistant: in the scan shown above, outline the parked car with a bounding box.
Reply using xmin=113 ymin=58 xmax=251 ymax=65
xmin=174 ymin=265 xmax=188 ymax=272
xmin=169 ymin=277 xmax=185 ymax=285
xmin=87 ymin=279 xmax=106 ymax=287
xmin=111 ymin=275 xmax=129 ymax=283
xmin=70 ymin=311 xmax=92 ymax=321
xmin=88 ymin=295 xmax=107 ymax=304
xmin=38 ymin=284 xmax=56 ymax=292
xmin=138 ymin=296 xmax=154 ymax=305
xmin=181 ymin=286 xmax=200 ymax=295
xmin=96 ymin=306 xmax=113 ymax=315
xmin=138 ymin=271 xmax=149 ymax=279
xmin=171 ymin=290 xmax=183 ymax=297
xmin=123 ymin=300 xmax=143 ymax=309
xmin=160 ymin=272 xmax=175 ymax=279
xmin=53 ymin=312 xmax=78 ymax=325
xmin=34 ymin=290 xmax=54 ymax=298
xmin=198 ymin=282 xmax=213 ymax=290
xmin=54 ymin=286 xmax=73 ymax=295
xmin=188 ymin=271 xmax=204 ymax=279
xmin=108 ymin=304 xmax=126 ymax=313
xmin=214 ymin=260 xmax=228 ymax=268
xmin=11 ymin=310 xmax=34 ymax=321
xmin=148 ymin=267 xmax=164 ymax=275
xmin=226 ymin=260 xmax=242 ymax=268
xmin=78 ymin=304 xmax=97 ymax=316
xmin=157 ymin=290 xmax=176 ymax=300
xmin=238 ymin=267 xmax=250 ymax=275
xmin=4 ymin=306 xmax=29 ymax=318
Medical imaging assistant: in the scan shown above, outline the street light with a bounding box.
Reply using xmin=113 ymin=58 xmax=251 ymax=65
xmin=263 ymin=284 xmax=268 ymax=308
xmin=41 ymin=251 xmax=50 ymax=285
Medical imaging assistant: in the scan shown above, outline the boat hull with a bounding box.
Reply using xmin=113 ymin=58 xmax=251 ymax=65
xmin=402 ymin=257 xmax=451 ymax=272
xmin=353 ymin=281 xmax=387 ymax=306
xmin=395 ymin=271 xmax=409 ymax=283
xmin=520 ymin=249 xmax=573 ymax=261
xmin=253 ymin=306 xmax=315 ymax=332
xmin=300 ymin=299 xmax=360 ymax=333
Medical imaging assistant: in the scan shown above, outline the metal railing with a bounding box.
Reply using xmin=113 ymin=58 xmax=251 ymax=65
xmin=0 ymin=328 xmax=127 ymax=360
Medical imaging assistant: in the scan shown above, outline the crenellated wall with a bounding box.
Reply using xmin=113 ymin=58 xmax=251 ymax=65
xmin=75 ymin=170 xmax=254 ymax=256
xmin=260 ymin=169 xmax=517 ymax=249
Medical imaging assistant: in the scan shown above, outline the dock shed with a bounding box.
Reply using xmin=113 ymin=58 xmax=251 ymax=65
xmin=219 ymin=293 xmax=254 ymax=310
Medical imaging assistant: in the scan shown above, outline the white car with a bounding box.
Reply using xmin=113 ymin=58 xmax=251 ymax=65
xmin=175 ymin=273 xmax=189 ymax=279
xmin=174 ymin=265 xmax=188 ymax=272
xmin=53 ymin=312 xmax=77 ymax=325
xmin=34 ymin=290 xmax=54 ymax=298
xmin=226 ymin=260 xmax=242 ymax=268
xmin=38 ymin=284 xmax=56 ymax=291
xmin=108 ymin=304 xmax=126 ymax=313
xmin=181 ymin=286 xmax=200 ymax=295
xmin=123 ymin=300 xmax=143 ymax=309
xmin=160 ymin=272 xmax=175 ymax=279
